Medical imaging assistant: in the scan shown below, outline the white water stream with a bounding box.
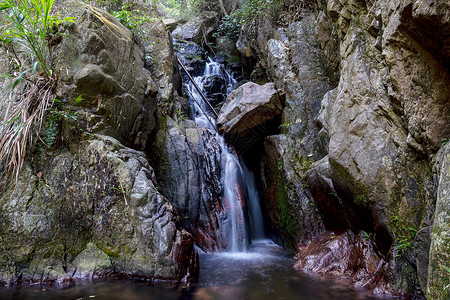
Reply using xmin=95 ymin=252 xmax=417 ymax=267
xmin=185 ymin=58 xmax=264 ymax=252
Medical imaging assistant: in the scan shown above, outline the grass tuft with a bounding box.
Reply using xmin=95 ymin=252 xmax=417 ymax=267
xmin=0 ymin=77 xmax=54 ymax=186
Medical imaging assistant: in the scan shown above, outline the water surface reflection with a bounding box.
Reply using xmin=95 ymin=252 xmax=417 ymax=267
xmin=0 ymin=240 xmax=391 ymax=300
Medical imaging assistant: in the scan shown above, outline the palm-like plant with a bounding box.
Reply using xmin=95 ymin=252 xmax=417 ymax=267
xmin=0 ymin=0 xmax=55 ymax=77
xmin=0 ymin=0 xmax=62 ymax=187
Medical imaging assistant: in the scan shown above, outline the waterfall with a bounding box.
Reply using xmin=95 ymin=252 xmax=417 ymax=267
xmin=183 ymin=57 xmax=263 ymax=252
xmin=241 ymin=163 xmax=265 ymax=240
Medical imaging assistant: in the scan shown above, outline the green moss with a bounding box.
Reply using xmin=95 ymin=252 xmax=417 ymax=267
xmin=228 ymin=55 xmax=240 ymax=63
xmin=388 ymin=214 xmax=418 ymax=255
xmin=354 ymin=193 xmax=368 ymax=205
xmin=275 ymin=175 xmax=296 ymax=238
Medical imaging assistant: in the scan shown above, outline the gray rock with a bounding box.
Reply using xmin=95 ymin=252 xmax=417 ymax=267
xmin=172 ymin=16 xmax=213 ymax=44
xmin=427 ymin=144 xmax=450 ymax=299
xmin=414 ymin=227 xmax=431 ymax=294
xmin=173 ymin=38 xmax=206 ymax=77
xmin=264 ymin=16 xmax=333 ymax=159
xmin=150 ymin=115 xmax=223 ymax=252
xmin=217 ymin=82 xmax=284 ymax=137
xmin=0 ymin=135 xmax=197 ymax=284
xmin=72 ymin=242 xmax=112 ymax=278
xmin=52 ymin=1 xmax=157 ymax=150
xmin=163 ymin=18 xmax=179 ymax=31
xmin=259 ymin=135 xmax=325 ymax=249
xmin=236 ymin=27 xmax=253 ymax=57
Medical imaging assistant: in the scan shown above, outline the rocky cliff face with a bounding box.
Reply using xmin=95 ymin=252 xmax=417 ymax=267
xmin=149 ymin=113 xmax=224 ymax=252
xmin=0 ymin=1 xmax=198 ymax=284
xmin=428 ymin=143 xmax=450 ymax=299
xmin=238 ymin=0 xmax=449 ymax=297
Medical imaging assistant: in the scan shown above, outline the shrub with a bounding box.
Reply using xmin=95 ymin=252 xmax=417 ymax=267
xmin=214 ymin=0 xmax=313 ymax=44
xmin=0 ymin=0 xmax=74 ymax=186
xmin=111 ymin=3 xmax=152 ymax=33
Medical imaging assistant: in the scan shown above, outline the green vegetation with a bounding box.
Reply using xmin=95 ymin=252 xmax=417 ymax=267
xmin=111 ymin=4 xmax=153 ymax=34
xmin=0 ymin=0 xmax=72 ymax=77
xmin=213 ymin=13 xmax=241 ymax=43
xmin=214 ymin=0 xmax=313 ymax=43
xmin=354 ymin=193 xmax=368 ymax=205
xmin=361 ymin=230 xmax=373 ymax=240
xmin=0 ymin=0 xmax=74 ymax=186
xmin=388 ymin=215 xmax=418 ymax=255
xmin=38 ymin=95 xmax=82 ymax=149
xmin=158 ymin=0 xmax=209 ymax=20
xmin=442 ymin=266 xmax=450 ymax=298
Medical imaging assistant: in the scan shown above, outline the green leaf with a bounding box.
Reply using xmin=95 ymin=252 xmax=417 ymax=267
xmin=73 ymin=95 xmax=83 ymax=105
xmin=12 ymin=69 xmax=28 ymax=89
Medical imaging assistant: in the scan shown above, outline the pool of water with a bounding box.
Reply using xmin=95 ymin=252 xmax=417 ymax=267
xmin=0 ymin=240 xmax=390 ymax=300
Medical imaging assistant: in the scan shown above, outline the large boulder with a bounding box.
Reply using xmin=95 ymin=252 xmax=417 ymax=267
xmin=52 ymin=1 xmax=158 ymax=150
xmin=0 ymin=135 xmax=197 ymax=283
xmin=149 ymin=110 xmax=224 ymax=252
xmin=217 ymin=82 xmax=284 ymax=150
xmin=172 ymin=16 xmax=214 ymax=44
xmin=294 ymin=230 xmax=386 ymax=289
xmin=0 ymin=1 xmax=199 ymax=284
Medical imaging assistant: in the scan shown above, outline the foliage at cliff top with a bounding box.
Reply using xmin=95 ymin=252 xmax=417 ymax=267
xmin=157 ymin=0 xmax=207 ymax=19
xmin=214 ymin=0 xmax=313 ymax=43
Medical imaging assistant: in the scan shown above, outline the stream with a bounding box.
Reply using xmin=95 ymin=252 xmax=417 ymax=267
xmin=0 ymin=56 xmax=390 ymax=300
xmin=0 ymin=241 xmax=388 ymax=299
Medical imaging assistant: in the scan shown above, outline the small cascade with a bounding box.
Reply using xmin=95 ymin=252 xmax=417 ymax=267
xmin=183 ymin=56 xmax=264 ymax=252
xmin=204 ymin=57 xmax=237 ymax=95
xmin=219 ymin=138 xmax=247 ymax=252
xmin=241 ymin=163 xmax=265 ymax=240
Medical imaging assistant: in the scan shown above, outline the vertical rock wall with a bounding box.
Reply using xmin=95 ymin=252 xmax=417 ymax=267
xmin=243 ymin=0 xmax=449 ymax=296
xmin=0 ymin=1 xmax=198 ymax=284
xmin=428 ymin=144 xmax=450 ymax=299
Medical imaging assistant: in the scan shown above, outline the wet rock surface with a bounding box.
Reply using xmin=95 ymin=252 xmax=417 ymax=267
xmin=149 ymin=114 xmax=224 ymax=252
xmin=202 ymin=75 xmax=227 ymax=106
xmin=260 ymin=135 xmax=325 ymax=250
xmin=294 ymin=231 xmax=386 ymax=290
xmin=173 ymin=38 xmax=206 ymax=78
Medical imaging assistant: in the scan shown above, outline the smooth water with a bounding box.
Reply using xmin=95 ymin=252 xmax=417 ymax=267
xmin=241 ymin=163 xmax=265 ymax=239
xmin=0 ymin=241 xmax=389 ymax=300
xmin=186 ymin=57 xmax=251 ymax=252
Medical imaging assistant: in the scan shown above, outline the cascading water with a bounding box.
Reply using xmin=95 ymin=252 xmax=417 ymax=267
xmin=241 ymin=163 xmax=265 ymax=240
xmin=184 ymin=57 xmax=261 ymax=252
